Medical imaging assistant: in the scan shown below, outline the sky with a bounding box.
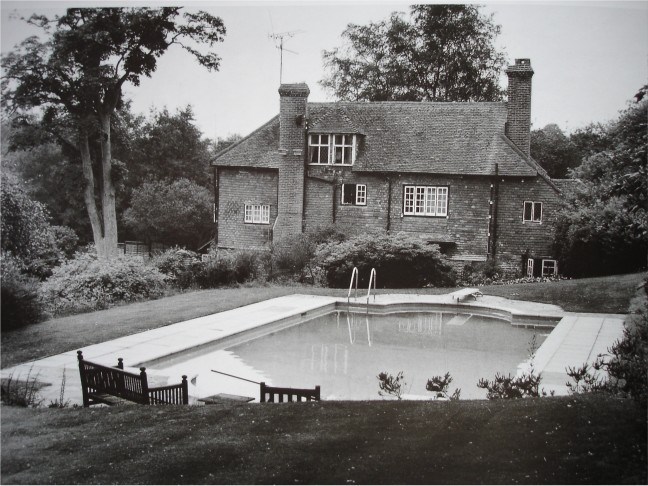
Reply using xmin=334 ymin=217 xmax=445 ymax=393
xmin=1 ymin=0 xmax=647 ymax=141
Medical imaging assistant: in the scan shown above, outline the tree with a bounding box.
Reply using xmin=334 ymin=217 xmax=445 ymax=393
xmin=530 ymin=124 xmax=583 ymax=178
xmin=123 ymin=178 xmax=213 ymax=250
xmin=2 ymin=8 xmax=226 ymax=258
xmin=0 ymin=174 xmax=77 ymax=279
xmin=321 ymin=5 xmax=506 ymax=102
xmin=553 ymin=94 xmax=647 ymax=277
xmin=126 ymin=106 xmax=212 ymax=188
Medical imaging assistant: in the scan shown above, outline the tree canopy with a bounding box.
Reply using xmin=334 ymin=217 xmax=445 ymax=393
xmin=1 ymin=7 xmax=226 ymax=258
xmin=530 ymin=124 xmax=583 ymax=178
xmin=553 ymin=94 xmax=647 ymax=277
xmin=321 ymin=5 xmax=507 ymax=102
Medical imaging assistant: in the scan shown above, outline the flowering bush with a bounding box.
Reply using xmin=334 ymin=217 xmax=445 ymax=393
xmin=40 ymin=253 xmax=168 ymax=316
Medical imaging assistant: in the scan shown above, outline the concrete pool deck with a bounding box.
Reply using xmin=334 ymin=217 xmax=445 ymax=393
xmin=1 ymin=293 xmax=626 ymax=405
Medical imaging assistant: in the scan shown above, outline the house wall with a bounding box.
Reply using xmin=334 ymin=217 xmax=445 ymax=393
xmin=495 ymin=176 xmax=561 ymax=272
xmin=217 ymin=168 xmax=278 ymax=249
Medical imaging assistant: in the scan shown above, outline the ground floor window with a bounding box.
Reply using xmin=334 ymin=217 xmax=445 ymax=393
xmin=341 ymin=184 xmax=366 ymax=206
xmin=527 ymin=258 xmax=558 ymax=277
xmin=244 ymin=204 xmax=270 ymax=224
xmin=403 ymin=185 xmax=448 ymax=216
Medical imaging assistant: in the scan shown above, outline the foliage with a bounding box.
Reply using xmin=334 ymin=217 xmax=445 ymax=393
xmin=0 ymin=175 xmax=76 ymax=279
xmin=271 ymin=225 xmax=347 ymax=282
xmin=459 ymin=260 xmax=504 ymax=286
xmin=1 ymin=7 xmax=226 ymax=257
xmin=321 ymin=5 xmax=506 ymax=102
xmin=566 ymin=280 xmax=648 ymax=406
xmin=123 ymin=178 xmax=213 ymax=250
xmin=195 ymin=249 xmax=262 ymax=288
xmin=48 ymin=369 xmax=71 ymax=409
xmin=315 ymin=232 xmax=456 ymax=288
xmin=1 ymin=253 xmax=43 ymax=330
xmin=553 ymin=96 xmax=647 ymax=277
xmin=1 ymin=367 xmax=43 ymax=407
xmin=377 ymin=371 xmax=406 ymax=400
xmin=477 ymin=371 xmax=547 ymax=399
xmin=426 ymin=372 xmax=461 ymax=400
xmin=151 ymin=248 xmax=203 ymax=289
xmin=39 ymin=252 xmax=168 ymax=316
xmin=530 ymin=124 xmax=583 ymax=178
xmin=126 ymin=106 xmax=212 ymax=188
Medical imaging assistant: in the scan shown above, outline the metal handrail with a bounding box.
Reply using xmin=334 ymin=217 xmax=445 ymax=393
xmin=347 ymin=267 xmax=359 ymax=304
xmin=367 ymin=268 xmax=377 ymax=305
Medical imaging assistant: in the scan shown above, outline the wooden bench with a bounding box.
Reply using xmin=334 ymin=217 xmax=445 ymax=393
xmin=450 ymin=288 xmax=483 ymax=302
xmin=260 ymin=382 xmax=320 ymax=403
xmin=77 ymin=351 xmax=188 ymax=407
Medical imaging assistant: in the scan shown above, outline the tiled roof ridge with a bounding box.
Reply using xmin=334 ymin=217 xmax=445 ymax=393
xmin=498 ymin=134 xmax=561 ymax=193
xmin=309 ymin=101 xmax=506 ymax=107
xmin=212 ymin=115 xmax=279 ymax=161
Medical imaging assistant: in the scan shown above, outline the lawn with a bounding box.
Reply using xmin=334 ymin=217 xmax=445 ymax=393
xmin=1 ymin=272 xmax=646 ymax=484
xmin=1 ymin=395 xmax=645 ymax=484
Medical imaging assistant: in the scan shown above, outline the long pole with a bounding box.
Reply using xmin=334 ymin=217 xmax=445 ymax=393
xmin=211 ymin=369 xmax=260 ymax=385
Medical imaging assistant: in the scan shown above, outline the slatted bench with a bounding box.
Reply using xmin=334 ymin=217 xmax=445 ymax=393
xmin=77 ymin=351 xmax=188 ymax=407
xmin=450 ymin=288 xmax=484 ymax=302
xmin=260 ymin=382 xmax=321 ymax=403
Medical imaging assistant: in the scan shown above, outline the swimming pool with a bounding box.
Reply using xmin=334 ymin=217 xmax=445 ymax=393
xmin=144 ymin=308 xmax=549 ymax=401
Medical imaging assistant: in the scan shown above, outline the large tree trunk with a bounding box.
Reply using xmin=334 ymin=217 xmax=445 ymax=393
xmin=78 ymin=128 xmax=108 ymax=257
xmin=98 ymin=111 xmax=119 ymax=258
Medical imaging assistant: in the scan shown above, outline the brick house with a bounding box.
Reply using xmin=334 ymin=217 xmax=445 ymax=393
xmin=212 ymin=59 xmax=565 ymax=277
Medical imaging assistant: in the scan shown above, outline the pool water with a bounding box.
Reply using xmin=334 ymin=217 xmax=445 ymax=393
xmin=150 ymin=310 xmax=547 ymax=401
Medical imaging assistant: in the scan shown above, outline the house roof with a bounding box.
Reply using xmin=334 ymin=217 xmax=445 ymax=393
xmin=213 ymin=101 xmax=542 ymax=177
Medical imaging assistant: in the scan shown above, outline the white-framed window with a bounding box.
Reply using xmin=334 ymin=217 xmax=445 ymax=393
xmin=341 ymin=184 xmax=367 ymax=206
xmin=308 ymin=134 xmax=356 ymax=165
xmin=403 ymin=185 xmax=448 ymax=217
xmin=542 ymin=259 xmax=558 ymax=276
xmin=244 ymin=204 xmax=270 ymax=224
xmin=523 ymin=201 xmax=543 ymax=223
xmin=527 ymin=258 xmax=534 ymax=277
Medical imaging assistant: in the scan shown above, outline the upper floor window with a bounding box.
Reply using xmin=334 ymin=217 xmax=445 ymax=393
xmin=523 ymin=201 xmax=542 ymax=223
xmin=309 ymin=134 xmax=356 ymax=165
xmin=244 ymin=204 xmax=270 ymax=224
xmin=341 ymin=184 xmax=366 ymax=206
xmin=403 ymin=185 xmax=448 ymax=217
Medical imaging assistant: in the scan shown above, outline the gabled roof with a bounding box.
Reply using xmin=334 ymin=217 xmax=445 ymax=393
xmin=213 ymin=101 xmax=540 ymax=177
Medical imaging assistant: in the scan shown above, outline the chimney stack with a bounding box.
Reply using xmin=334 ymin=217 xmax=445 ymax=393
xmin=275 ymin=83 xmax=309 ymax=242
xmin=505 ymin=59 xmax=534 ymax=156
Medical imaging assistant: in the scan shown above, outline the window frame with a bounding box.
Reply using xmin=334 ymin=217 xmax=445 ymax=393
xmin=341 ymin=183 xmax=367 ymax=206
xmin=308 ymin=133 xmax=356 ymax=166
xmin=523 ymin=201 xmax=543 ymax=223
xmin=541 ymin=259 xmax=558 ymax=276
xmin=244 ymin=203 xmax=270 ymax=224
xmin=403 ymin=185 xmax=448 ymax=217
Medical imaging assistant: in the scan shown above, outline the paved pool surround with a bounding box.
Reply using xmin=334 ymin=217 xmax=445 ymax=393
xmin=1 ymin=293 xmax=626 ymax=405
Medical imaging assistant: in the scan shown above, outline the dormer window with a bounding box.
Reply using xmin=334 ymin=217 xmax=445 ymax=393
xmin=309 ymin=134 xmax=356 ymax=165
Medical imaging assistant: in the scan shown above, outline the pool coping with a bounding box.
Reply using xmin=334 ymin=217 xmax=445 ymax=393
xmin=0 ymin=293 xmax=626 ymax=404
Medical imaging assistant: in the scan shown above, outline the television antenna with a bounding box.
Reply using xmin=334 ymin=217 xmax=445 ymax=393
xmin=268 ymin=30 xmax=303 ymax=84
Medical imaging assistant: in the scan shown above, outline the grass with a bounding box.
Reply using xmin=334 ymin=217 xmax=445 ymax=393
xmin=2 ymin=273 xmax=645 ymax=369
xmin=1 ymin=395 xmax=645 ymax=484
xmin=1 ymin=272 xmax=646 ymax=484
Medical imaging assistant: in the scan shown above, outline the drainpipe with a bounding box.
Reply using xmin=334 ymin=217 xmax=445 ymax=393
xmin=386 ymin=177 xmax=392 ymax=232
xmin=491 ymin=163 xmax=500 ymax=259
xmin=213 ymin=166 xmax=219 ymax=246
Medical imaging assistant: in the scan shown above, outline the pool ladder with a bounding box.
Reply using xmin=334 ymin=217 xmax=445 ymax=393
xmin=347 ymin=267 xmax=377 ymax=307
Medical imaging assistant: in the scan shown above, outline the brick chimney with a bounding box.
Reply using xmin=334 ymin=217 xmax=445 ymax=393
xmin=275 ymin=83 xmax=309 ymax=242
xmin=505 ymin=58 xmax=534 ymax=156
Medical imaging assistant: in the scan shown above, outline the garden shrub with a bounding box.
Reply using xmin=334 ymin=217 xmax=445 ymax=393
xmin=459 ymin=260 xmax=503 ymax=286
xmin=1 ymin=253 xmax=43 ymax=330
xmin=151 ymin=248 xmax=202 ymax=289
xmin=314 ymin=232 xmax=456 ymax=288
xmin=271 ymin=225 xmax=347 ymax=282
xmin=195 ymin=249 xmax=263 ymax=288
xmin=39 ymin=253 xmax=168 ymax=316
